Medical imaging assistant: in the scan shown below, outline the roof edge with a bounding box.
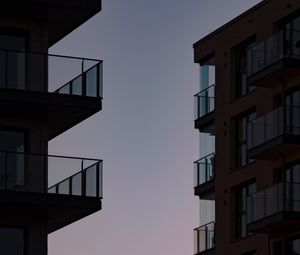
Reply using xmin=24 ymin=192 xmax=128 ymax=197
xmin=193 ymin=0 xmax=270 ymax=48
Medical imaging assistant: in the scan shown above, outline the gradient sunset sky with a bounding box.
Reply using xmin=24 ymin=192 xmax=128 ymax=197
xmin=48 ymin=1 xmax=261 ymax=254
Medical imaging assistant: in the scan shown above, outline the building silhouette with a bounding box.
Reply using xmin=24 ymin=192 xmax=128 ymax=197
xmin=193 ymin=0 xmax=300 ymax=254
xmin=0 ymin=1 xmax=103 ymax=254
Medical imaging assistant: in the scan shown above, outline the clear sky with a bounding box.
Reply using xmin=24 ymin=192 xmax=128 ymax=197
xmin=48 ymin=1 xmax=262 ymax=255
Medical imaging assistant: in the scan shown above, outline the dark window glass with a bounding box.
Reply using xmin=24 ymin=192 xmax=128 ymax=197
xmin=235 ymin=41 xmax=255 ymax=98
xmin=0 ymin=227 xmax=24 ymax=255
xmin=235 ymin=182 xmax=256 ymax=239
xmin=236 ymin=112 xmax=256 ymax=168
xmin=0 ymin=130 xmax=25 ymax=191
xmin=0 ymin=34 xmax=26 ymax=89
xmin=287 ymin=237 xmax=300 ymax=254
xmin=273 ymin=240 xmax=284 ymax=255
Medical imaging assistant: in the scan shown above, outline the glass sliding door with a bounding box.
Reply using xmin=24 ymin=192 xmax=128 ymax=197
xmin=0 ymin=227 xmax=24 ymax=255
xmin=0 ymin=129 xmax=25 ymax=191
xmin=0 ymin=33 xmax=26 ymax=89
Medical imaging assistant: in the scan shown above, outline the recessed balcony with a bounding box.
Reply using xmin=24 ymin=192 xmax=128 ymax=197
xmin=194 ymin=85 xmax=215 ymax=134
xmin=0 ymin=49 xmax=103 ymax=140
xmin=0 ymin=151 xmax=103 ymax=233
xmin=247 ymin=182 xmax=300 ymax=234
xmin=247 ymin=105 xmax=300 ymax=160
xmin=194 ymin=153 xmax=215 ymax=199
xmin=194 ymin=222 xmax=215 ymax=255
xmin=247 ymin=28 xmax=300 ymax=87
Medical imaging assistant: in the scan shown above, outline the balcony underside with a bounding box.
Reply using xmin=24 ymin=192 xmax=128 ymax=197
xmin=0 ymin=190 xmax=102 ymax=233
xmin=248 ymin=58 xmax=300 ymax=88
xmin=195 ymin=111 xmax=215 ymax=134
xmin=0 ymin=88 xmax=102 ymax=140
xmin=0 ymin=0 xmax=101 ymax=47
xmin=247 ymin=211 xmax=300 ymax=235
xmin=248 ymin=135 xmax=300 ymax=161
xmin=194 ymin=181 xmax=215 ymax=200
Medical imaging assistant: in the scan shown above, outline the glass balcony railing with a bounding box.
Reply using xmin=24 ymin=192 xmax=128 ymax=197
xmin=0 ymin=151 xmax=103 ymax=198
xmin=0 ymin=49 xmax=103 ymax=98
xmin=194 ymin=85 xmax=215 ymax=120
xmin=247 ymin=29 xmax=300 ymax=76
xmin=194 ymin=222 xmax=215 ymax=254
xmin=247 ymin=182 xmax=300 ymax=224
xmin=194 ymin=153 xmax=215 ymax=188
xmin=247 ymin=105 xmax=300 ymax=150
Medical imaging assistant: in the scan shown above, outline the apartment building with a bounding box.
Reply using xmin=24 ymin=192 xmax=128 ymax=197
xmin=0 ymin=1 xmax=103 ymax=254
xmin=193 ymin=0 xmax=300 ymax=254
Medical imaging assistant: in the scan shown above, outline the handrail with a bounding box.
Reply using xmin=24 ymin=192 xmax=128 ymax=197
xmin=194 ymin=221 xmax=215 ymax=254
xmin=0 ymin=151 xmax=103 ymax=198
xmin=194 ymin=84 xmax=215 ymax=97
xmin=0 ymin=48 xmax=103 ymax=98
xmin=194 ymin=221 xmax=216 ymax=231
xmin=47 ymin=161 xmax=100 ymax=190
xmin=0 ymin=48 xmax=103 ymax=63
xmin=248 ymin=28 xmax=300 ymax=49
xmin=194 ymin=153 xmax=215 ymax=164
xmin=0 ymin=150 xmax=102 ymax=162
xmin=247 ymin=105 xmax=300 ymax=149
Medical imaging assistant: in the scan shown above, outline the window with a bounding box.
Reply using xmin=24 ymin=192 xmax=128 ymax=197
xmin=235 ymin=182 xmax=256 ymax=239
xmin=196 ymin=56 xmax=215 ymax=119
xmin=234 ymin=39 xmax=255 ymax=98
xmin=287 ymin=236 xmax=300 ymax=254
xmin=273 ymin=237 xmax=300 ymax=254
xmin=0 ymin=227 xmax=24 ymax=255
xmin=273 ymin=240 xmax=283 ymax=255
xmin=199 ymin=56 xmax=215 ymax=91
xmin=235 ymin=111 xmax=256 ymax=168
xmin=0 ymin=129 xmax=25 ymax=191
xmin=0 ymin=30 xmax=27 ymax=89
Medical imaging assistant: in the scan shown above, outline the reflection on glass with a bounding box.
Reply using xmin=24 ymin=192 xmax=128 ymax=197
xmin=7 ymin=153 xmax=24 ymax=191
xmin=0 ymin=51 xmax=6 ymax=87
xmin=71 ymin=173 xmax=82 ymax=196
xmin=86 ymin=66 xmax=97 ymax=97
xmin=7 ymin=51 xmax=26 ymax=89
xmin=58 ymin=179 xmax=69 ymax=195
xmin=194 ymin=154 xmax=215 ymax=187
xmin=0 ymin=228 xmax=24 ymax=255
xmin=0 ymin=152 xmax=5 ymax=189
xmin=0 ymin=130 xmax=25 ymax=191
xmin=86 ymin=164 xmax=97 ymax=197
xmin=194 ymin=222 xmax=215 ymax=254
xmin=195 ymin=85 xmax=215 ymax=119
xmin=48 ymin=186 xmax=56 ymax=194
xmin=72 ymin=76 xmax=82 ymax=95
xmin=98 ymin=163 xmax=103 ymax=197
xmin=58 ymin=84 xmax=70 ymax=94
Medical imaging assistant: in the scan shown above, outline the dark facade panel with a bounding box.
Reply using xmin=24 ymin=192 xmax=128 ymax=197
xmin=0 ymin=190 xmax=102 ymax=233
xmin=0 ymin=0 xmax=102 ymax=46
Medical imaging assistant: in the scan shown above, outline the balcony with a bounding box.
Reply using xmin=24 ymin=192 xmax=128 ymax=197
xmin=194 ymin=222 xmax=215 ymax=255
xmin=247 ymin=182 xmax=300 ymax=234
xmin=247 ymin=29 xmax=300 ymax=87
xmin=0 ymin=49 xmax=103 ymax=140
xmin=0 ymin=0 xmax=102 ymax=46
xmin=0 ymin=151 xmax=103 ymax=233
xmin=247 ymin=105 xmax=300 ymax=160
xmin=194 ymin=153 xmax=215 ymax=199
xmin=194 ymin=85 xmax=215 ymax=134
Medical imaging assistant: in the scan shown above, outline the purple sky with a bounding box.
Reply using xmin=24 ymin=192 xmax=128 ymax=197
xmin=48 ymin=1 xmax=261 ymax=254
